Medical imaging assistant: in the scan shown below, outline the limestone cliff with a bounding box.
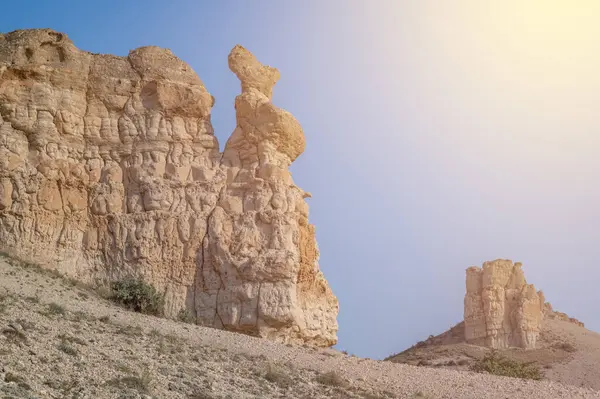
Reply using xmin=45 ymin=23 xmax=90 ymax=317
xmin=464 ymin=260 xmax=545 ymax=349
xmin=0 ymin=29 xmax=338 ymax=346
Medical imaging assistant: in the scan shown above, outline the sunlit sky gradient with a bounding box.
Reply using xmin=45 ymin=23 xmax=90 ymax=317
xmin=3 ymin=1 xmax=600 ymax=359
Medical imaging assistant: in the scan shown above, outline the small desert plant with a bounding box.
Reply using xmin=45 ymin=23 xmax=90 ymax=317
xmin=47 ymin=302 xmax=66 ymax=315
xmin=116 ymin=325 xmax=144 ymax=337
xmin=115 ymin=362 xmax=133 ymax=373
xmin=2 ymin=325 xmax=27 ymax=345
xmin=58 ymin=333 xmax=87 ymax=346
xmin=24 ymin=295 xmax=40 ymax=304
xmin=106 ymin=371 xmax=153 ymax=394
xmin=57 ymin=341 xmax=78 ymax=356
xmin=110 ymin=278 xmax=164 ymax=315
xmin=4 ymin=372 xmax=30 ymax=390
xmin=0 ymin=296 xmax=8 ymax=314
xmin=177 ymin=308 xmax=195 ymax=324
xmin=149 ymin=328 xmax=162 ymax=339
xmin=553 ymin=342 xmax=577 ymax=353
xmin=412 ymin=392 xmax=434 ymax=399
xmin=471 ymin=350 xmax=542 ymax=380
xmin=71 ymin=310 xmax=90 ymax=322
xmin=316 ymin=371 xmax=348 ymax=388
xmin=264 ymin=364 xmax=293 ymax=388
xmin=15 ymin=318 xmax=35 ymax=331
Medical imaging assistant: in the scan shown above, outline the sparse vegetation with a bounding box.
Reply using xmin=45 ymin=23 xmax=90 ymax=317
xmin=24 ymin=294 xmax=40 ymax=303
xmin=116 ymin=324 xmax=144 ymax=337
xmin=316 ymin=370 xmax=348 ymax=388
xmin=0 ymin=292 xmax=9 ymax=313
xmin=110 ymin=278 xmax=164 ymax=315
xmin=58 ymin=340 xmax=78 ymax=356
xmin=105 ymin=371 xmax=153 ymax=394
xmin=264 ymin=363 xmax=294 ymax=388
xmin=46 ymin=302 xmax=66 ymax=315
xmin=71 ymin=310 xmax=90 ymax=322
xmin=58 ymin=333 xmax=87 ymax=346
xmin=2 ymin=325 xmax=27 ymax=345
xmin=471 ymin=350 xmax=543 ymax=380
xmin=554 ymin=342 xmax=577 ymax=353
xmin=15 ymin=318 xmax=35 ymax=331
xmin=178 ymin=308 xmax=196 ymax=323
xmin=4 ymin=372 xmax=31 ymax=390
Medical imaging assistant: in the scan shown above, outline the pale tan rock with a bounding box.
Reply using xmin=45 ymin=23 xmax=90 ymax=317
xmin=0 ymin=29 xmax=338 ymax=346
xmin=544 ymin=301 xmax=585 ymax=327
xmin=464 ymin=259 xmax=544 ymax=349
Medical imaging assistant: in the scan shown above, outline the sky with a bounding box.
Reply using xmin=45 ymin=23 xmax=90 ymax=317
xmin=3 ymin=1 xmax=600 ymax=360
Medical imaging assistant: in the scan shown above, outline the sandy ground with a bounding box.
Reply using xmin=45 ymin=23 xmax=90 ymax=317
xmin=542 ymin=319 xmax=600 ymax=391
xmin=1 ymin=256 xmax=599 ymax=399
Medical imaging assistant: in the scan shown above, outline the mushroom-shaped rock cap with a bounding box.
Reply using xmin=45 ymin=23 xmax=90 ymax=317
xmin=228 ymin=45 xmax=280 ymax=99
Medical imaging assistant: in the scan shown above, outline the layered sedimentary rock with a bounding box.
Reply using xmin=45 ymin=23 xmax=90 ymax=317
xmin=0 ymin=29 xmax=338 ymax=346
xmin=464 ymin=260 xmax=545 ymax=349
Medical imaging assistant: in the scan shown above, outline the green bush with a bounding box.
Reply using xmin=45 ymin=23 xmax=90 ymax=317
xmin=110 ymin=278 xmax=164 ymax=316
xmin=471 ymin=350 xmax=542 ymax=380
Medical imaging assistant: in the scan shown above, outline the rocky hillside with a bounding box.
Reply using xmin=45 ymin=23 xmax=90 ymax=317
xmin=386 ymin=318 xmax=600 ymax=392
xmin=2 ymin=255 xmax=599 ymax=399
xmin=387 ymin=260 xmax=600 ymax=393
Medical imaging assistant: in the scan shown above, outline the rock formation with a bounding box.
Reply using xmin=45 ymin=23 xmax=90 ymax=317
xmin=464 ymin=260 xmax=545 ymax=349
xmin=0 ymin=29 xmax=338 ymax=346
xmin=544 ymin=302 xmax=585 ymax=327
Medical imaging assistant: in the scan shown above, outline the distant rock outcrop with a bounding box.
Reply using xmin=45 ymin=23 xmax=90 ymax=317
xmin=544 ymin=302 xmax=585 ymax=328
xmin=464 ymin=260 xmax=545 ymax=349
xmin=464 ymin=259 xmax=585 ymax=349
xmin=0 ymin=29 xmax=338 ymax=346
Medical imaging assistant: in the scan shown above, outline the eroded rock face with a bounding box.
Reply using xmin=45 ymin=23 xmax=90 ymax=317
xmin=0 ymin=29 xmax=338 ymax=346
xmin=544 ymin=302 xmax=585 ymax=328
xmin=464 ymin=260 xmax=545 ymax=349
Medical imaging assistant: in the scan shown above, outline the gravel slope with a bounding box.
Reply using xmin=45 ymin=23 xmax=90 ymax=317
xmin=386 ymin=311 xmax=600 ymax=392
xmin=543 ymin=319 xmax=600 ymax=390
xmin=0 ymin=256 xmax=598 ymax=399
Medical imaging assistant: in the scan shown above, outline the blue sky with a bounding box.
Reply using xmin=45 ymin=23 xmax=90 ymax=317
xmin=3 ymin=1 xmax=600 ymax=360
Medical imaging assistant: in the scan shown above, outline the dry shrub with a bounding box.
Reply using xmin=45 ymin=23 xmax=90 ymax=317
xmin=471 ymin=350 xmax=542 ymax=380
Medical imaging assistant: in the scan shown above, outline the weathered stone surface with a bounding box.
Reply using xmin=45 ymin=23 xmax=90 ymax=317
xmin=0 ymin=29 xmax=338 ymax=346
xmin=544 ymin=302 xmax=585 ymax=327
xmin=464 ymin=259 xmax=545 ymax=349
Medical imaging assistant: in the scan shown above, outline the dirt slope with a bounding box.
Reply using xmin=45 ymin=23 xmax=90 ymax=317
xmin=0 ymin=256 xmax=598 ymax=399
xmin=387 ymin=317 xmax=600 ymax=392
